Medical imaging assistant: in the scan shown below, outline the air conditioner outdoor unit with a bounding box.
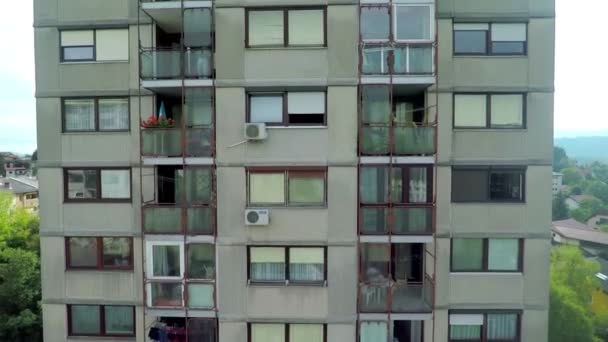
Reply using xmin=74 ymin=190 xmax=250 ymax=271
xmin=244 ymin=123 xmax=268 ymax=141
xmin=245 ymin=209 xmax=270 ymax=226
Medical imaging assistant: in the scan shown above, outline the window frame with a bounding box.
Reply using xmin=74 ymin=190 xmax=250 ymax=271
xmin=452 ymin=93 xmax=526 ymax=129
xmin=65 ymin=237 xmax=134 ymax=271
xmin=246 ymin=91 xmax=327 ymax=126
xmin=451 ymin=166 xmax=526 ymax=203
xmin=448 ymin=310 xmax=522 ymax=342
xmin=61 ymin=97 xmax=131 ymax=133
xmin=67 ymin=304 xmax=135 ymax=337
xmin=63 ymin=167 xmax=132 ymax=203
xmin=450 ymin=238 xmax=524 ymax=273
xmin=453 ymin=22 xmax=528 ymax=56
xmin=247 ymin=246 xmax=328 ymax=285
xmin=360 ymin=4 xmax=435 ymax=43
xmin=247 ymin=323 xmax=327 ymax=342
xmin=146 ymin=240 xmax=185 ymax=280
xmin=247 ymin=167 xmax=328 ymax=207
xmin=245 ymin=7 xmax=327 ymax=48
xmin=60 ymin=28 xmax=130 ymax=62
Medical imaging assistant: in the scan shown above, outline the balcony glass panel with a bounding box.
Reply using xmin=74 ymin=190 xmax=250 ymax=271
xmin=187 ymin=207 xmax=214 ymax=235
xmin=361 ymin=85 xmax=390 ymax=124
xmin=185 ymin=88 xmax=213 ymax=126
xmin=362 ymin=46 xmax=389 ymax=74
xmin=185 ymin=168 xmax=212 ymax=204
xmin=186 ymin=128 xmax=212 ymax=156
xmin=142 ymin=129 xmax=182 ymax=157
xmin=360 ymin=208 xmax=388 ymax=235
xmin=144 ymin=207 xmax=181 ymax=234
xmin=391 ymin=281 xmax=433 ymax=312
xmin=184 ymin=48 xmax=213 ymax=79
xmin=393 ymin=207 xmax=432 ymax=234
xmin=187 ymin=284 xmax=214 ymax=309
xmin=394 ymin=126 xmax=435 ymax=155
xmin=184 ymin=8 xmax=212 ymax=47
xmin=150 ymin=282 xmax=183 ymax=307
xmin=141 ymin=49 xmax=182 ymax=79
xmin=361 ymin=126 xmax=389 ymax=155
xmin=393 ymin=46 xmax=433 ymax=75
xmin=360 ymin=284 xmax=389 ymax=312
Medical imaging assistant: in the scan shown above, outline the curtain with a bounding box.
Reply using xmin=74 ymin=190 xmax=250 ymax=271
xmin=487 ymin=314 xmax=517 ymax=339
xmin=454 ymin=95 xmax=487 ymax=127
xmin=248 ymin=11 xmax=284 ymax=46
xmin=450 ymin=325 xmax=482 ymax=340
xmin=65 ymin=99 xmax=95 ymax=131
xmin=251 ymin=247 xmax=285 ymax=281
xmin=360 ymin=167 xmax=388 ymax=204
xmin=360 ymin=322 xmax=387 ymax=342
xmin=250 ymin=95 xmax=283 ymax=123
xmin=410 ymin=321 xmax=423 ymax=342
xmin=252 ymin=324 xmax=284 ymax=342
xmin=153 ymin=245 xmax=180 ymax=277
xmin=288 ymin=10 xmax=324 ymax=45
xmin=289 ymin=248 xmax=324 ymax=281
xmin=290 ymin=324 xmax=323 ymax=342
xmin=288 ymin=176 xmax=324 ymax=204
xmin=104 ymin=306 xmax=133 ymax=335
xmin=409 ymin=167 xmax=427 ymax=203
xmin=390 ymin=167 xmax=403 ymax=203
xmin=71 ymin=305 xmax=100 ymax=335
xmin=249 ymin=173 xmax=285 ymax=204
xmin=395 ymin=102 xmax=414 ymax=123
xmin=100 ymin=169 xmax=130 ymax=199
xmin=99 ymin=98 xmax=129 ymax=130
xmin=187 ymin=284 xmax=214 ymax=309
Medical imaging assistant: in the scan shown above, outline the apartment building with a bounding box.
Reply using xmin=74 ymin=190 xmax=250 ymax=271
xmin=34 ymin=0 xmax=554 ymax=341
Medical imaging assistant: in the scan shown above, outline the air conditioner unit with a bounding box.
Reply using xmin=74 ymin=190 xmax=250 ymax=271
xmin=245 ymin=209 xmax=270 ymax=226
xmin=244 ymin=123 xmax=268 ymax=141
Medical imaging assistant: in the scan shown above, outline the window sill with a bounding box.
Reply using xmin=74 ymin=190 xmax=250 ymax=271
xmin=246 ymin=205 xmax=328 ymax=210
xmin=267 ymin=126 xmax=328 ymax=130
xmin=68 ymin=335 xmax=135 ymax=340
xmin=453 ymin=128 xmax=527 ymax=132
xmin=453 ymin=54 xmax=527 ymax=59
xmin=451 ymin=201 xmax=525 ymax=205
xmin=62 ymin=131 xmax=130 ymax=135
xmin=450 ymin=272 xmax=523 ymax=275
xmin=66 ymin=268 xmax=134 ymax=273
xmin=60 ymin=60 xmax=129 ymax=65
xmin=248 ymin=280 xmax=327 ymax=287
xmin=246 ymin=46 xmax=327 ymax=51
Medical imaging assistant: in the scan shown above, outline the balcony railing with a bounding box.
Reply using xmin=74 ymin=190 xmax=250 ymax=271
xmin=147 ymin=281 xmax=215 ymax=309
xmin=360 ymin=124 xmax=435 ymax=156
xmin=360 ymin=206 xmax=433 ymax=235
xmin=140 ymin=48 xmax=213 ymax=80
xmin=359 ymin=278 xmax=433 ymax=313
xmin=361 ymin=43 xmax=434 ymax=76
xmin=143 ymin=205 xmax=214 ymax=235
xmin=142 ymin=128 xmax=182 ymax=157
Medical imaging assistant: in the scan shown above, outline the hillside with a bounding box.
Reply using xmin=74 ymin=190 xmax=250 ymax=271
xmin=555 ymin=136 xmax=608 ymax=163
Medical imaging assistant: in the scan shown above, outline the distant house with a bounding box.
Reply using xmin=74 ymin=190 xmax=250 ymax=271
xmin=4 ymin=161 xmax=29 ymax=177
xmin=0 ymin=177 xmax=39 ymax=212
xmin=565 ymin=194 xmax=599 ymax=211
xmin=552 ymin=172 xmax=563 ymax=196
xmin=0 ymin=152 xmax=18 ymax=161
xmin=588 ymin=214 xmax=608 ymax=229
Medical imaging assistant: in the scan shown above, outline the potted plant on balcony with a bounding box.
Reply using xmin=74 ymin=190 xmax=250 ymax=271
xmin=141 ymin=102 xmax=174 ymax=128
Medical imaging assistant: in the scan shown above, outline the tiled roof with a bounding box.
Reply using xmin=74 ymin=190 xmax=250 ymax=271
xmin=553 ymin=218 xmax=594 ymax=230
xmin=568 ymin=195 xmax=598 ymax=204
xmin=0 ymin=177 xmax=38 ymax=194
xmin=552 ymin=220 xmax=608 ymax=246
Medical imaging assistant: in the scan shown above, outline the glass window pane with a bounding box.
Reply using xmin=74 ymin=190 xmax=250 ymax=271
xmin=361 ymin=126 xmax=390 ymax=154
xmin=491 ymin=42 xmax=525 ymax=54
xmin=491 ymin=95 xmax=523 ymax=127
xmin=250 ymin=95 xmax=283 ymax=123
xmin=70 ymin=305 xmax=100 ymax=335
xmin=289 ymin=248 xmax=325 ymax=282
xmin=250 ymin=247 xmax=285 ymax=281
xmin=360 ymin=167 xmax=389 ymax=204
xmin=489 ymin=171 xmax=524 ymax=201
xmin=185 ymin=168 xmax=212 ymax=204
xmin=252 ymin=324 xmax=285 ymax=342
xmin=188 ymin=318 xmax=217 ymax=342
xmin=491 ymin=23 xmax=526 ymax=41
xmin=152 ymin=245 xmax=181 ymax=277
xmin=362 ymin=46 xmax=389 ymax=74
xmin=249 ymin=173 xmax=285 ymax=204
xmin=99 ymin=98 xmax=129 ymax=130
xmin=185 ymin=88 xmax=213 ymax=126
xmin=102 ymin=237 xmax=131 ymax=268
xmin=449 ymin=325 xmax=482 ymax=340
xmin=288 ymin=174 xmax=325 ymax=205
xmin=451 ymin=239 xmax=483 ymax=271
xmin=390 ymin=167 xmax=403 ymax=203
xmin=63 ymin=46 xmax=94 ymax=61
xmin=100 ymin=169 xmax=130 ymax=199
xmin=288 ymin=10 xmax=324 ymax=45
xmin=454 ymin=30 xmax=487 ymax=54
xmin=361 ymin=208 xmax=388 ymax=234
xmin=187 ymin=207 xmax=214 ymax=235
xmin=360 ymin=321 xmax=388 ymax=342
xmin=64 ymin=99 xmax=95 ymax=131
xmin=188 ymin=244 xmax=215 ymax=279
xmin=67 ymin=169 xmax=98 ymax=199
xmin=104 ymin=306 xmax=134 ymax=335
xmin=361 ymin=243 xmax=390 ymax=281
xmin=249 ymin=11 xmax=284 ymax=46
xmin=487 ymin=313 xmax=517 ymax=340
xmin=361 ymin=7 xmax=389 ymax=40
xmin=409 ymin=167 xmax=428 ymax=203
xmin=454 ymin=95 xmax=487 ymax=127
xmin=184 ymin=8 xmax=212 ymax=47
xmin=290 ymin=324 xmax=324 ymax=342
xmin=187 ymin=284 xmax=214 ymax=309
xmin=451 ymin=169 xmax=488 ymax=202
xmin=395 ymin=6 xmax=431 ymax=40
xmin=361 ymin=86 xmax=390 ymax=123
xmin=151 ymin=282 xmax=182 ymax=307
xmin=68 ymin=237 xmax=97 ymax=267
xmin=96 ymin=29 xmax=129 ymax=61
xmin=287 ymin=92 xmax=325 ymax=114
xmin=488 ymin=239 xmax=519 ymax=271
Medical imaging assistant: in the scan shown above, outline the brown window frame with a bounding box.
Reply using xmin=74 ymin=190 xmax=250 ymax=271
xmin=450 ymin=238 xmax=524 ymax=273
xmin=451 ymin=166 xmax=526 ymax=203
xmin=246 ymin=246 xmax=328 ymax=285
xmin=452 ymin=93 xmax=527 ymax=129
xmin=65 ymin=237 xmax=134 ymax=271
xmin=246 ymin=167 xmax=328 ymax=207
xmin=245 ymin=7 xmax=327 ymax=48
xmin=63 ymin=167 xmax=132 ymax=203
xmin=246 ymin=91 xmax=328 ymax=126
xmin=61 ymin=97 xmax=131 ymax=133
xmin=452 ymin=22 xmax=528 ymax=56
xmin=448 ymin=310 xmax=522 ymax=342
xmin=67 ymin=304 xmax=135 ymax=337
xmin=247 ymin=323 xmax=327 ymax=342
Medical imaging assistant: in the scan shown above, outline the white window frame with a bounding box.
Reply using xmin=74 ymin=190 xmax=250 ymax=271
xmin=146 ymin=282 xmax=184 ymax=308
xmin=145 ymin=240 xmax=185 ymax=280
xmin=392 ymin=4 xmax=435 ymax=43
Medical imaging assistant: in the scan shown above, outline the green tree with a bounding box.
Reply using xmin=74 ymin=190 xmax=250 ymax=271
xmin=562 ymin=167 xmax=583 ymax=185
xmin=599 ymin=224 xmax=608 ymax=233
xmin=549 ymin=246 xmax=602 ymax=341
xmin=554 ymin=146 xmax=571 ymax=172
xmin=0 ymin=156 xmax=4 ymax=177
xmin=0 ymin=194 xmax=39 ymax=252
xmin=591 ymin=161 xmax=608 ymax=184
xmin=552 ymin=193 xmax=569 ymax=220
xmin=587 ymin=180 xmax=608 ymax=203
xmin=571 ymin=198 xmax=605 ymax=223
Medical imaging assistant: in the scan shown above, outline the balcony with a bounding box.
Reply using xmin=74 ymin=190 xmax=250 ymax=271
xmin=142 ymin=128 xmax=182 ymax=157
xmin=140 ymin=48 xmax=213 ymax=89
xmin=361 ymin=43 xmax=435 ymax=85
xmin=360 ymin=125 xmax=435 ymax=156
xmin=143 ymin=205 xmax=214 ymax=235
xmin=360 ymin=206 xmax=433 ymax=235
xmin=141 ymin=1 xmax=213 ymax=36
xmin=359 ymin=279 xmax=433 ymax=313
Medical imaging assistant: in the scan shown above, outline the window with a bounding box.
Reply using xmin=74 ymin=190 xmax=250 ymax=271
xmin=63 ymin=98 xmax=129 ymax=132
xmin=360 ymin=321 xmax=387 ymax=342
xmin=247 ymin=9 xmax=325 ymax=47
xmin=449 ymin=312 xmax=520 ymax=342
xmin=68 ymin=305 xmax=134 ymax=337
xmin=248 ymin=246 xmax=327 ymax=284
xmin=250 ymin=323 xmax=325 ymax=342
xmin=360 ymin=243 xmax=424 ymax=283
xmin=187 ymin=243 xmax=215 ymax=279
xmin=248 ymin=92 xmax=326 ymax=125
xmin=147 ymin=241 xmax=184 ymax=279
xmin=360 ymin=321 xmax=423 ymax=342
xmin=64 ymin=168 xmax=131 ymax=201
xmin=453 ymin=23 xmax=527 ymax=56
xmin=248 ymin=169 xmax=326 ymax=206
xmin=360 ymin=5 xmax=433 ymax=42
xmin=451 ymin=167 xmax=525 ymax=202
xmin=66 ymin=237 xmax=133 ymax=270
xmin=61 ymin=29 xmax=129 ymax=62
xmin=451 ymin=239 xmax=522 ymax=272
xmin=453 ymin=94 xmax=525 ymax=128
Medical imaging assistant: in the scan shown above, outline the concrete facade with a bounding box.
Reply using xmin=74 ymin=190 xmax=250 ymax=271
xmin=35 ymin=0 xmax=554 ymax=341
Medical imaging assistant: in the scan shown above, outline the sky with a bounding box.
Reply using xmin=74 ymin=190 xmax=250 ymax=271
xmin=0 ymin=0 xmax=606 ymax=154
